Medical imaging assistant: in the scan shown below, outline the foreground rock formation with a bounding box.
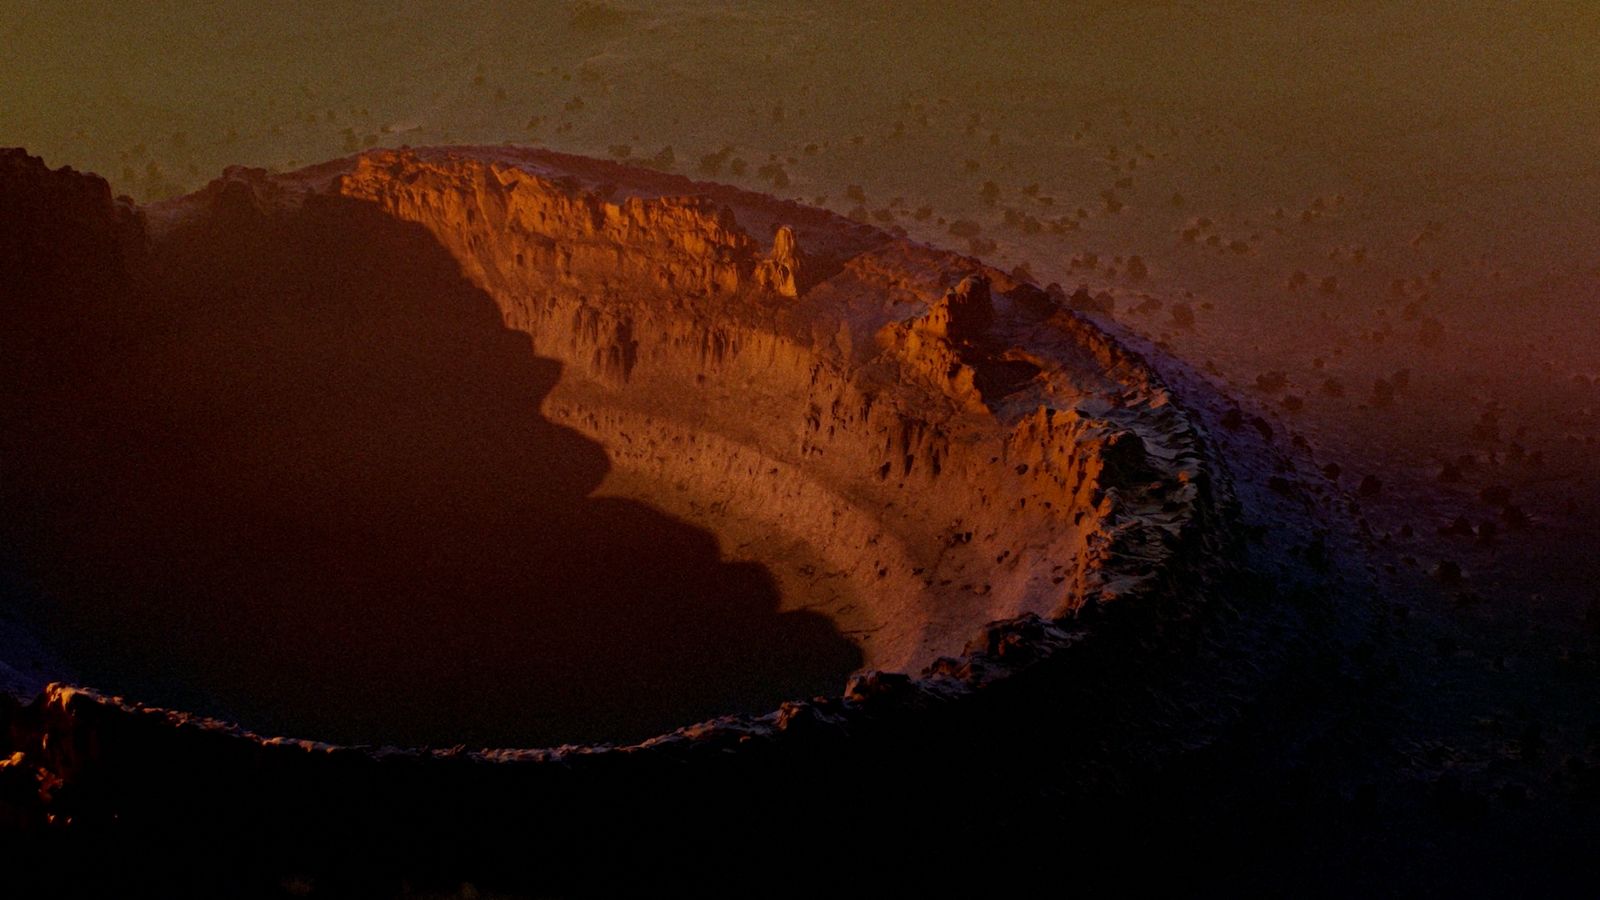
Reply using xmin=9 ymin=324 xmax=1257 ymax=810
xmin=0 ymin=146 xmax=1227 ymax=888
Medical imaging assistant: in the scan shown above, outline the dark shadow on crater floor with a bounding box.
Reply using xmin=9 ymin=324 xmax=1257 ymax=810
xmin=0 ymin=188 xmax=863 ymax=748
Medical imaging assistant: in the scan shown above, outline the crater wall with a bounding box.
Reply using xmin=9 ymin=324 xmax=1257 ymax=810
xmin=326 ymin=148 xmax=1210 ymax=673
xmin=0 ymin=146 xmax=1224 ymax=825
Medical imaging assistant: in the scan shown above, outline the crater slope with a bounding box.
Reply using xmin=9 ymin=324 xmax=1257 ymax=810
xmin=322 ymin=147 xmax=1213 ymax=677
xmin=0 ymin=146 xmax=1224 ymax=843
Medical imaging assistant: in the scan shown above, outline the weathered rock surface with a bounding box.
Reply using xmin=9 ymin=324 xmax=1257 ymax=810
xmin=321 ymin=147 xmax=1212 ymax=671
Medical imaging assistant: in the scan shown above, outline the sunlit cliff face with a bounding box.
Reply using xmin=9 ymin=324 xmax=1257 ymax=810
xmin=0 ymin=147 xmax=1213 ymax=748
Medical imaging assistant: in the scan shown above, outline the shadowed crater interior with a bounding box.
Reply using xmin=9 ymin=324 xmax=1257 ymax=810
xmin=1 ymin=190 xmax=862 ymax=748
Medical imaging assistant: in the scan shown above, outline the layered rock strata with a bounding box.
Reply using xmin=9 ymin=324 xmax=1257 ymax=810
xmin=321 ymin=147 xmax=1209 ymax=673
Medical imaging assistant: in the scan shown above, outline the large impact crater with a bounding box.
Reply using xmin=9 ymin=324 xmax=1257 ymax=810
xmin=2 ymin=147 xmax=1216 ymax=751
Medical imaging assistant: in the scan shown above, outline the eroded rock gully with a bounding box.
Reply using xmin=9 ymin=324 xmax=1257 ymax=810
xmin=0 ymin=146 xmax=1226 ymax=848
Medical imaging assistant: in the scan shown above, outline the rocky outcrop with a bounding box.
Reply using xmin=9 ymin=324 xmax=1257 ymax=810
xmin=754 ymin=224 xmax=805 ymax=298
xmin=0 ymin=148 xmax=143 ymax=269
xmin=0 ymin=149 xmax=144 ymax=395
